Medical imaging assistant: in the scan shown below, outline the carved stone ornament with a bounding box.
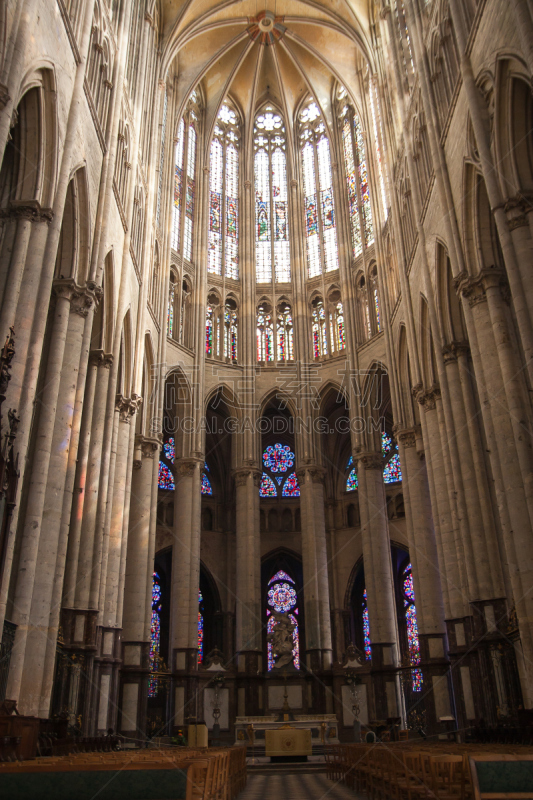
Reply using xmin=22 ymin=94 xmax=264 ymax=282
xmin=89 ymin=349 xmax=113 ymax=368
xmin=116 ymin=393 xmax=142 ymax=423
xmin=53 ymin=278 xmax=102 ymax=317
xmin=505 ymin=194 xmax=533 ymax=230
xmin=138 ymin=435 xmax=160 ymax=459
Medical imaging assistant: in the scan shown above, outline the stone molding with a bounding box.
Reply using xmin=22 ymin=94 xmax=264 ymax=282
xmin=505 ymin=194 xmax=533 ymax=229
xmin=296 ymin=465 xmax=326 ymax=484
xmin=0 ymin=83 xmax=10 ymax=109
xmin=116 ymin=393 xmax=142 ymax=423
xmin=53 ymin=278 xmax=103 ymax=317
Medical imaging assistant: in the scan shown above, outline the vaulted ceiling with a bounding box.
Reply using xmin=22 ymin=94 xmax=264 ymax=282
xmin=160 ymin=1 xmax=377 ymax=162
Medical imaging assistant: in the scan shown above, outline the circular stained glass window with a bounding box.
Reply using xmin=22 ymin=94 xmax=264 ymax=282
xmin=267 ymin=582 xmax=297 ymax=613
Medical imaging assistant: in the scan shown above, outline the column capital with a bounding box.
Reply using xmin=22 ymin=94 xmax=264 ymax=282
xmin=504 ymin=193 xmax=533 ymax=229
xmin=0 ymin=199 xmax=53 ymax=223
xmin=115 ymin=393 xmax=142 ymax=422
xmin=233 ymin=467 xmax=262 ymax=487
xmin=413 ymin=383 xmax=441 ymax=411
xmin=296 ymin=465 xmax=326 ymax=484
xmin=89 ymin=349 xmax=113 ymax=368
xmin=395 ymin=427 xmax=417 ymax=448
xmin=454 ymin=268 xmax=507 ymax=306
xmin=442 ymin=341 xmax=470 ymax=363
xmin=53 ymin=278 xmax=103 ymax=317
xmin=175 ymin=457 xmax=203 ymax=478
xmin=356 ymin=452 xmax=383 ymax=470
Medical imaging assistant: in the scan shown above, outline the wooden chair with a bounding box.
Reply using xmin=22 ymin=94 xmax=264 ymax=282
xmin=429 ymin=754 xmax=466 ymax=800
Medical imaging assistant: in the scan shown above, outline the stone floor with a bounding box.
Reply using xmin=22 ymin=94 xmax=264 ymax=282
xmin=237 ymin=772 xmax=364 ymax=799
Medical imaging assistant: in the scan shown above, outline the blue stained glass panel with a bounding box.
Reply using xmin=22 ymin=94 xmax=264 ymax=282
xmin=148 ymin=572 xmax=162 ymax=696
xmin=201 ymin=473 xmax=213 ymax=495
xmin=259 ymin=473 xmax=277 ymax=497
xmin=382 ymin=432 xmax=393 ymax=455
xmin=282 ymin=473 xmax=300 ymax=497
xmin=164 ymin=438 xmax=175 ymax=463
xmin=383 ymin=453 xmax=402 ymax=484
xmin=346 ymin=468 xmax=358 ymax=492
xmin=346 ymin=455 xmax=353 ymax=468
xmin=268 ymin=582 xmax=297 ymax=613
xmin=263 ymin=443 xmax=294 ymax=473
xmin=198 ymin=590 xmax=204 ymax=664
xmin=268 ymin=570 xmax=295 ymax=585
xmin=158 ymin=461 xmax=174 ymax=490
xmin=363 ymin=588 xmax=372 ymax=661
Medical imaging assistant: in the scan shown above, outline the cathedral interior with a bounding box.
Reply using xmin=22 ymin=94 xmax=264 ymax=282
xmin=0 ymin=0 xmax=532 ymax=748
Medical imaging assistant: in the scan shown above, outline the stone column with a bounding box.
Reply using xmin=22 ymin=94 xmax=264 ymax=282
xmin=357 ymin=453 xmax=400 ymax=721
xmin=120 ymin=435 xmax=159 ymax=738
xmin=397 ymin=428 xmax=452 ymax=733
xmin=234 ymin=468 xmax=261 ymax=664
xmin=170 ymin=458 xmax=202 ymax=731
xmin=6 ymin=280 xmax=97 ymax=713
xmin=296 ymin=466 xmax=332 ymax=674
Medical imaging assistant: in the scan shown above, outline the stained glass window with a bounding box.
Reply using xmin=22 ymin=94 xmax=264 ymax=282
xmin=267 ymin=570 xmax=300 ymax=670
xmin=259 ymin=473 xmax=277 ymax=497
xmin=208 ymin=104 xmax=239 ymax=278
xmin=374 ymin=286 xmax=381 ymax=332
xmin=282 ymin=473 xmax=300 ymax=497
xmin=157 ymin=89 xmax=168 ymax=227
xmin=383 ymin=453 xmax=402 ymax=483
xmin=198 ymin=590 xmax=204 ymax=665
xmin=164 ymin=438 xmax=175 ymax=462
xmin=299 ymin=100 xmax=339 ymax=277
xmin=276 ymin=304 xmax=294 ymax=361
xmin=260 ymin=443 xmax=298 ymax=498
xmin=340 ymin=99 xmax=375 ymax=257
xmin=346 ymin=468 xmax=358 ymax=492
xmin=263 ymin=443 xmax=294 ymax=473
xmin=329 ymin=301 xmax=346 ymax=354
xmin=382 ymin=432 xmax=393 ymax=456
xmin=257 ymin=304 xmax=274 ymax=362
xmin=206 ymin=305 xmax=213 ymax=356
xmin=346 ymin=455 xmax=353 ymax=468
xmin=268 ymin=570 xmax=295 ymax=585
xmin=148 ymin=572 xmax=162 ymax=696
xmin=201 ymin=472 xmax=212 ymax=495
xmin=172 ymin=95 xmax=198 ymax=261
xmin=362 ymin=588 xmax=372 ymax=661
xmin=224 ymin=304 xmax=238 ymax=361
xmin=403 ymin=563 xmax=422 ymax=691
xmin=369 ymin=80 xmax=388 ymax=218
xmin=158 ymin=462 xmax=174 ymax=490
xmin=312 ymin=298 xmax=328 ymax=358
xmin=167 ymin=275 xmax=176 ymax=338
xmin=254 ymin=108 xmax=290 ymax=283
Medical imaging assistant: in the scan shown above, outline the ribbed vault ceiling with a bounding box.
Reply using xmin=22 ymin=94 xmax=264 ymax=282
xmin=161 ymin=1 xmax=375 ymax=162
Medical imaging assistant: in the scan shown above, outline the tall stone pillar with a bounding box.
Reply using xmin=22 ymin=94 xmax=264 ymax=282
xmin=297 ymin=466 xmax=332 ymax=674
xmin=93 ymin=395 xmax=138 ymax=734
xmin=170 ymin=457 xmax=202 ymax=731
xmin=234 ymin=467 xmax=261 ymax=716
xmin=120 ymin=435 xmax=159 ymax=738
xmin=234 ymin=468 xmax=261 ymax=659
xmin=397 ymin=428 xmax=453 ymax=733
xmin=357 ymin=453 xmax=400 ymax=721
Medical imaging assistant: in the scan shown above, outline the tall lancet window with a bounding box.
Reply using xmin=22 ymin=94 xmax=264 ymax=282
xmin=254 ymin=108 xmax=291 ymax=283
xmin=276 ymin=303 xmax=294 ymax=362
xmin=266 ymin=570 xmax=300 ymax=671
xmin=148 ymin=572 xmax=162 ymax=697
xmin=171 ymin=92 xmax=199 ymax=261
xmin=299 ymin=100 xmax=339 ymax=278
xmin=208 ymin=104 xmax=239 ymax=279
xmin=339 ymin=96 xmax=374 ymax=258
xmin=403 ymin=563 xmax=422 ymax=691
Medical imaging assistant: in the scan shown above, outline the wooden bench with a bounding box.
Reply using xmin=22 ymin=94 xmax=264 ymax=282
xmin=470 ymin=755 xmax=533 ymax=799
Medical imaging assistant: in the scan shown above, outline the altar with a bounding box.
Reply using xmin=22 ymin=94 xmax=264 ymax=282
xmin=234 ymin=714 xmax=339 ymax=750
